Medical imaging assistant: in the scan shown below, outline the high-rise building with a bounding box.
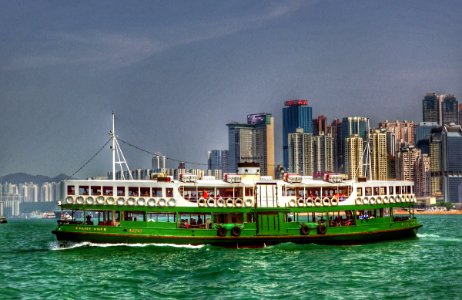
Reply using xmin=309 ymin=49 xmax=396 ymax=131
xmin=312 ymin=115 xmax=327 ymax=135
xmin=227 ymin=113 xmax=274 ymax=177
xmin=415 ymin=122 xmax=439 ymax=155
xmin=341 ymin=117 xmax=368 ymax=175
xmin=415 ymin=154 xmax=431 ymax=197
xmin=379 ymin=120 xmax=415 ymax=148
xmin=370 ymin=129 xmax=388 ymax=180
xmin=396 ymin=144 xmax=420 ymax=182
xmin=344 ymin=135 xmax=363 ymax=180
xmin=327 ymin=119 xmax=342 ymax=173
xmin=441 ymin=94 xmax=458 ymax=125
xmin=152 ymin=154 xmax=166 ymax=171
xmin=459 ymin=103 xmax=462 ymax=125
xmin=441 ymin=124 xmax=462 ymax=205
xmin=208 ymin=150 xmax=228 ymax=179
xmin=282 ymin=100 xmax=312 ymax=170
xmin=422 ymin=92 xmax=459 ymax=125
xmin=430 ymin=127 xmax=444 ymax=199
xmin=313 ymin=133 xmax=334 ymax=174
xmin=288 ymin=128 xmax=314 ymax=176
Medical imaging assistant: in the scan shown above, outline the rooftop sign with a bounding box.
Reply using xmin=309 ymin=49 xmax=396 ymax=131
xmin=284 ymin=99 xmax=308 ymax=106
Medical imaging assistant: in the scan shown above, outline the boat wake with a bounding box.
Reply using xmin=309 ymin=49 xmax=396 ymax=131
xmin=417 ymin=233 xmax=461 ymax=243
xmin=49 ymin=241 xmax=205 ymax=251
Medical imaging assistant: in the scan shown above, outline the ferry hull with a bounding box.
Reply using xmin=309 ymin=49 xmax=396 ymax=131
xmin=52 ymin=224 xmax=422 ymax=248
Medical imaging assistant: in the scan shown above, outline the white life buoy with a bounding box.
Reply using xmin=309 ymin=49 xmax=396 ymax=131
xmin=297 ymin=198 xmax=305 ymax=207
xmin=314 ymin=197 xmax=322 ymax=207
xmin=137 ymin=198 xmax=146 ymax=206
xmin=96 ymin=196 xmax=105 ymax=205
xmin=158 ymin=198 xmax=166 ymax=207
xmin=369 ymin=197 xmax=376 ymax=205
xmin=106 ymin=197 xmax=115 ymax=205
xmin=126 ymin=197 xmax=136 ymax=206
xmin=226 ymin=198 xmax=234 ymax=208
xmin=198 ymin=198 xmax=206 ymax=207
xmin=116 ymin=197 xmax=125 ymax=206
xmin=235 ymin=198 xmax=243 ymax=208
xmin=147 ymin=198 xmax=156 ymax=207
xmin=244 ymin=198 xmax=253 ymax=207
xmin=383 ymin=196 xmax=389 ymax=204
xmin=216 ymin=198 xmax=225 ymax=207
xmin=76 ymin=196 xmax=84 ymax=205
xmin=395 ymin=196 xmax=401 ymax=203
xmin=86 ymin=197 xmax=94 ymax=205
xmin=389 ymin=196 xmax=395 ymax=203
xmin=355 ymin=198 xmax=362 ymax=205
xmin=362 ymin=197 xmax=369 ymax=205
xmin=168 ymin=198 xmax=176 ymax=207
xmin=376 ymin=197 xmax=383 ymax=205
xmin=288 ymin=198 xmax=296 ymax=207
xmin=331 ymin=197 xmax=338 ymax=206
xmin=306 ymin=198 xmax=314 ymax=207
xmin=323 ymin=197 xmax=330 ymax=206
xmin=65 ymin=196 xmax=74 ymax=205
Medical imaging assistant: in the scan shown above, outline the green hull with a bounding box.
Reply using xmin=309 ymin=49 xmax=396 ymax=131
xmin=52 ymin=219 xmax=422 ymax=248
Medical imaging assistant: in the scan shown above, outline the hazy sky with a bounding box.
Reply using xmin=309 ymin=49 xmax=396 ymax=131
xmin=1 ymin=0 xmax=461 ymax=178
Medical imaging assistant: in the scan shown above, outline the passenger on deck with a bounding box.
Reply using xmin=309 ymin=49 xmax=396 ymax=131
xmin=197 ymin=216 xmax=203 ymax=225
xmin=190 ymin=218 xmax=197 ymax=226
xmin=86 ymin=215 xmax=92 ymax=225
xmin=183 ymin=219 xmax=190 ymax=229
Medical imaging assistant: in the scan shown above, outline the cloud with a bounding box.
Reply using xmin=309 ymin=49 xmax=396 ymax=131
xmin=4 ymin=1 xmax=308 ymax=71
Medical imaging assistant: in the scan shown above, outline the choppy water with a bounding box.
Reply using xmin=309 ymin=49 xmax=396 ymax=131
xmin=1 ymin=216 xmax=461 ymax=299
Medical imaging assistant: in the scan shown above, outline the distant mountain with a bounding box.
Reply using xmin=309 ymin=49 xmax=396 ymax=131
xmin=0 ymin=173 xmax=69 ymax=185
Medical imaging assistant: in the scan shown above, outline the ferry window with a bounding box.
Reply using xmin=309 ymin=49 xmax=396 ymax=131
xmin=103 ymin=186 xmax=113 ymax=196
xmin=217 ymin=188 xmax=233 ymax=198
xmin=117 ymin=187 xmax=125 ymax=196
xmin=147 ymin=212 xmax=175 ymax=222
xmin=287 ymin=188 xmax=295 ymax=196
xmin=79 ymin=186 xmax=89 ymax=195
xmin=140 ymin=187 xmax=150 ymax=197
xmin=91 ymin=186 xmax=102 ymax=196
xmin=67 ymin=185 xmax=75 ymax=195
xmin=396 ymin=186 xmax=401 ymax=194
xmin=124 ymin=211 xmax=144 ymax=221
xmin=357 ymin=188 xmax=362 ymax=196
xmin=128 ymin=187 xmax=139 ymax=196
xmin=179 ymin=213 xmax=211 ymax=229
xmin=389 ymin=186 xmax=394 ymax=195
xmin=166 ymin=188 xmax=173 ymax=197
xmin=365 ymin=187 xmax=372 ymax=196
xmin=245 ymin=188 xmax=254 ymax=197
xmin=152 ymin=188 xmax=162 ymax=197
xmin=380 ymin=187 xmax=386 ymax=195
xmin=214 ymin=213 xmax=243 ymax=224
xmin=373 ymin=187 xmax=379 ymax=196
xmin=183 ymin=187 xmax=198 ymax=201
xmin=246 ymin=213 xmax=254 ymax=223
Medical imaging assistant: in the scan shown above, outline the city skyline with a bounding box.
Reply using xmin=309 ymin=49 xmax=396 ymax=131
xmin=1 ymin=0 xmax=461 ymax=178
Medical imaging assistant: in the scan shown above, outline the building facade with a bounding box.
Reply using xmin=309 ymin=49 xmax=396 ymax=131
xmin=344 ymin=135 xmax=363 ymax=180
xmin=282 ymin=100 xmax=312 ymax=170
xmin=370 ymin=129 xmax=388 ymax=180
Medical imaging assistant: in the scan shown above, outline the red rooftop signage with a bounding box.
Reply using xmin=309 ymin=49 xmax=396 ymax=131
xmin=284 ymin=99 xmax=308 ymax=106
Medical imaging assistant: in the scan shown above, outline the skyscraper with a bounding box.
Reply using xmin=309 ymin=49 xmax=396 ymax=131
xmin=344 ymin=135 xmax=363 ymax=180
xmin=282 ymin=100 xmax=312 ymax=170
xmin=207 ymin=150 xmax=228 ymax=175
xmin=442 ymin=124 xmax=462 ymax=205
xmin=312 ymin=115 xmax=327 ymax=135
xmin=378 ymin=120 xmax=415 ymax=147
xmin=341 ymin=117 xmax=368 ymax=175
xmin=370 ymin=129 xmax=388 ymax=180
xmin=227 ymin=113 xmax=275 ymax=177
xmin=415 ymin=122 xmax=438 ymax=155
xmin=288 ymin=128 xmax=314 ymax=176
xmin=422 ymin=92 xmax=459 ymax=125
xmin=396 ymin=144 xmax=420 ymax=182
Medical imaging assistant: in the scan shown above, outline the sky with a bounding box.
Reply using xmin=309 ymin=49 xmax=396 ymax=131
xmin=0 ymin=0 xmax=461 ymax=179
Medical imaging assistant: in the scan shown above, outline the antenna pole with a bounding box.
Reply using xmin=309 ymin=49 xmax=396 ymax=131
xmin=112 ymin=112 xmax=116 ymax=180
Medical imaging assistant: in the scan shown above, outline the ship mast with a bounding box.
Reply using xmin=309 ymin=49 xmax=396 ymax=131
xmin=110 ymin=113 xmax=133 ymax=180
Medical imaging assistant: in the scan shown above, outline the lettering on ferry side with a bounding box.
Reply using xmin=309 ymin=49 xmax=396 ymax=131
xmin=128 ymin=229 xmax=142 ymax=233
xmin=75 ymin=227 xmax=107 ymax=232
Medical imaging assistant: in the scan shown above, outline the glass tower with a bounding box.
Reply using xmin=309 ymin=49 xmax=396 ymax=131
xmin=282 ymin=100 xmax=312 ymax=170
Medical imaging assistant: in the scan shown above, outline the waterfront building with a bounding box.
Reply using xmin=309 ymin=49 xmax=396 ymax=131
xmin=282 ymin=100 xmax=312 ymax=170
xmin=415 ymin=122 xmax=439 ymax=155
xmin=344 ymin=135 xmax=363 ymax=180
xmin=152 ymin=154 xmax=166 ymax=171
xmin=227 ymin=113 xmax=275 ymax=177
xmin=430 ymin=127 xmax=444 ymax=199
xmin=441 ymin=124 xmax=462 ymax=205
xmin=441 ymin=95 xmax=458 ymax=125
xmin=313 ymin=133 xmax=334 ymax=174
xmin=415 ymin=154 xmax=431 ymax=197
xmin=396 ymin=144 xmax=420 ymax=182
xmin=370 ymin=129 xmax=388 ymax=181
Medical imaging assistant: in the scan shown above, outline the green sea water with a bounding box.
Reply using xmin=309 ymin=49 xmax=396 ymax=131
xmin=0 ymin=216 xmax=461 ymax=299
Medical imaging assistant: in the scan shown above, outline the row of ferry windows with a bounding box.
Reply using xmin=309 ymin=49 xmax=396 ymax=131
xmin=357 ymin=186 xmax=412 ymax=197
xmin=67 ymin=186 xmax=173 ymax=197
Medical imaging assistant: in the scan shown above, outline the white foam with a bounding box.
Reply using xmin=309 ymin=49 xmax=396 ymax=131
xmin=50 ymin=241 xmax=205 ymax=250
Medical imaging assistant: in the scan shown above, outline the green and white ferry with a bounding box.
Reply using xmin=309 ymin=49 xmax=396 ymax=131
xmin=52 ymin=116 xmax=422 ymax=247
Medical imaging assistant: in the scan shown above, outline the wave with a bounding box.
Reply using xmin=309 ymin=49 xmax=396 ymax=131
xmin=49 ymin=241 xmax=205 ymax=251
xmin=417 ymin=233 xmax=461 ymax=243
